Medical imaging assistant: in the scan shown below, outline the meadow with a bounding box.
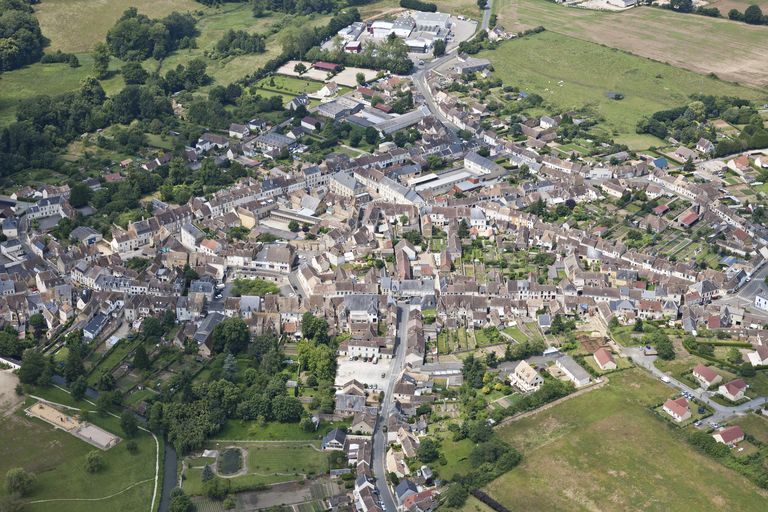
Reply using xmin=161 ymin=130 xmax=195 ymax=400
xmin=482 ymin=370 xmax=768 ymax=511
xmin=34 ymin=0 xmax=201 ymax=52
xmin=494 ymin=0 xmax=768 ymax=89
xmin=0 ymin=400 xmax=156 ymax=512
xmin=479 ymin=31 xmax=765 ymax=149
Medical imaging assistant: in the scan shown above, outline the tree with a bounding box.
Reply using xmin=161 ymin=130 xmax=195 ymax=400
xmin=633 ymin=318 xmax=644 ymax=332
xmin=683 ymin=157 xmax=695 ymax=173
xmin=133 ymin=344 xmax=150 ymax=370
xmin=294 ymin=62 xmax=307 ymax=75
xmin=364 ymin=126 xmax=378 ymax=145
xmin=170 ymin=488 xmax=193 ymax=512
xmin=64 ymin=348 xmax=85 ymax=384
xmin=222 ymin=353 xmax=237 ymax=382
xmin=656 ymin=336 xmax=675 ymax=360
xmin=202 ymin=464 xmax=214 ymax=482
xmin=126 ymin=440 xmax=139 ymax=454
xmin=461 ymin=354 xmax=486 ymax=388
xmin=68 ymin=182 xmax=92 ymax=208
xmin=417 ymin=438 xmax=440 ymax=462
xmin=121 ymin=409 xmax=139 ymax=438
xmin=28 ymin=313 xmax=45 ymax=332
xmin=211 ymin=317 xmax=250 ymax=355
xmin=443 ymin=484 xmax=469 ymax=508
xmin=93 ymin=42 xmax=111 ymax=79
xmin=727 ymin=347 xmax=743 ymax=365
xmin=355 ymin=72 xmax=366 ymax=85
xmin=84 ymin=451 xmax=104 ymax=473
xmin=433 ymin=38 xmax=446 ymax=57
xmin=71 ymin=376 xmax=87 ymax=401
xmin=122 ymin=62 xmax=149 ymax=84
xmin=18 ymin=349 xmax=46 ymax=385
xmin=477 ymin=0 xmax=487 ymax=8
xmin=5 ymin=468 xmax=34 ymax=497
xmin=744 ymin=4 xmax=764 ymax=24
xmin=288 ymin=220 xmax=300 ymax=232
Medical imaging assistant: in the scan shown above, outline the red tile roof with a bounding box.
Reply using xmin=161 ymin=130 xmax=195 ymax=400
xmin=664 ymin=397 xmax=689 ymax=417
xmin=693 ymin=364 xmax=718 ymax=384
xmin=715 ymin=425 xmax=744 ymax=444
xmin=594 ymin=348 xmax=615 ymax=367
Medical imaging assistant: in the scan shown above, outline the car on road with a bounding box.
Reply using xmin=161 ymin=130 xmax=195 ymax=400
xmin=661 ymin=376 xmax=671 ymax=383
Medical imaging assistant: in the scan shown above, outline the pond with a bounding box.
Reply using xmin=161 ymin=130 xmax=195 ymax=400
xmin=218 ymin=447 xmax=243 ymax=475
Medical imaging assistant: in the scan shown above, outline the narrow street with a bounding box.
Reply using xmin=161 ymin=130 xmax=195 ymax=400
xmin=372 ymin=303 xmax=410 ymax=512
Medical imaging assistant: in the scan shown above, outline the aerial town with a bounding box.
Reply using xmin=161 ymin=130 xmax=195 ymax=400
xmin=1 ymin=0 xmax=768 ymax=511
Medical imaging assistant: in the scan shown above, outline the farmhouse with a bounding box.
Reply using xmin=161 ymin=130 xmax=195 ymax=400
xmin=712 ymin=425 xmax=744 ymax=445
xmin=718 ymin=379 xmax=747 ymax=402
xmin=593 ymin=348 xmax=616 ymax=371
xmin=692 ymin=364 xmax=721 ymax=388
xmin=662 ymin=397 xmax=691 ymax=422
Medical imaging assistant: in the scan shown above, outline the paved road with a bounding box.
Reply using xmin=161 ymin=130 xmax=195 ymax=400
xmin=411 ymin=0 xmax=494 ymax=131
xmin=622 ymin=347 xmax=767 ymax=423
xmin=372 ymin=303 xmax=410 ymax=512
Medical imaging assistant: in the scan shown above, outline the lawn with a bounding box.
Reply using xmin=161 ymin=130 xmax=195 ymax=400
xmin=735 ymin=414 xmax=768 ymax=445
xmin=494 ymin=0 xmax=768 ymax=89
xmin=433 ymin=437 xmax=474 ymax=481
xmin=479 ymin=30 xmax=764 ymax=149
xmin=485 ymin=369 xmax=768 ymax=511
xmin=182 ymin=443 xmax=328 ymax=495
xmin=0 ymin=400 xmax=156 ymax=512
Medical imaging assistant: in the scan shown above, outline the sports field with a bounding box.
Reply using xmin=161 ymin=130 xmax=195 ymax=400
xmin=481 ymin=370 xmax=768 ymax=511
xmin=479 ymin=30 xmax=764 ymax=149
xmin=495 ymin=0 xmax=768 ymax=89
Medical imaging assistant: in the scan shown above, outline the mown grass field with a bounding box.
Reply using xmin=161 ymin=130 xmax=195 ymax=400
xmin=0 ymin=400 xmax=156 ymax=512
xmin=479 ymin=30 xmax=764 ymax=149
xmin=213 ymin=418 xmax=349 ymax=441
xmin=482 ymin=370 xmax=768 ymax=511
xmin=494 ymin=0 xmax=768 ymax=89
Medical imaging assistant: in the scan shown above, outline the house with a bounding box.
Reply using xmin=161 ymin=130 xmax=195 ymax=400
xmin=323 ymin=428 xmax=347 ymax=450
xmin=287 ymin=93 xmax=309 ymax=111
xmin=593 ymin=348 xmax=616 ymax=371
xmin=692 ymin=364 xmax=722 ymax=388
xmin=509 ymin=360 xmax=543 ymax=393
xmin=301 ymin=116 xmax=323 ymax=132
xmin=718 ymin=379 xmax=747 ymax=402
xmin=679 ymin=211 xmax=700 ymax=229
xmin=229 ymin=123 xmax=250 ymax=139
xmin=318 ymin=82 xmax=340 ymax=98
xmin=83 ymin=313 xmax=109 ymax=341
xmin=464 ymin=151 xmax=503 ymax=175
xmin=747 ymin=345 xmax=768 ymax=366
xmin=696 ymin=138 xmax=715 ymax=155
xmin=662 ymin=397 xmax=691 ymax=422
xmin=253 ymin=132 xmax=296 ymax=152
xmin=394 ymin=479 xmax=418 ymax=505
xmin=712 ymin=425 xmax=744 ymax=445
xmin=350 ymin=411 xmax=377 ymax=435
xmin=754 ymin=294 xmax=768 ymax=312
xmin=555 ymin=356 xmax=590 ymax=388
xmin=70 ymin=226 xmax=102 ymax=246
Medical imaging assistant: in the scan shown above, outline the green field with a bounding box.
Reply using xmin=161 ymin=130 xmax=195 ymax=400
xmin=483 ymin=370 xmax=768 ymax=511
xmin=495 ymin=0 xmax=768 ymax=89
xmin=149 ymin=4 xmax=330 ymax=89
xmin=0 ymin=54 xmax=125 ymax=127
xmin=0 ymin=401 xmax=156 ymax=512
xmin=479 ymin=31 xmax=764 ymax=149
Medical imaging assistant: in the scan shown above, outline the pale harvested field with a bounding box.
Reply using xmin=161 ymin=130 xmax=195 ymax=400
xmin=34 ymin=0 xmax=202 ymax=52
xmin=0 ymin=371 xmax=22 ymax=417
xmin=496 ymin=0 xmax=768 ymax=88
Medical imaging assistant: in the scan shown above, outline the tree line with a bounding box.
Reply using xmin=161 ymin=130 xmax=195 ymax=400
xmin=0 ymin=0 xmax=47 ymax=71
xmin=106 ymin=8 xmax=198 ymax=61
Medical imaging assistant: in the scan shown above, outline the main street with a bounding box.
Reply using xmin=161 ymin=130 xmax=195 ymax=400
xmin=372 ymin=303 xmax=410 ymax=512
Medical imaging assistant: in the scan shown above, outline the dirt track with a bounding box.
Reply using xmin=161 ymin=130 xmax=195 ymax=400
xmin=0 ymin=370 xmax=22 ymax=417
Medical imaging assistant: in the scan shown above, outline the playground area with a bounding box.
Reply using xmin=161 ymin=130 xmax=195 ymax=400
xmin=25 ymin=401 xmax=121 ymax=450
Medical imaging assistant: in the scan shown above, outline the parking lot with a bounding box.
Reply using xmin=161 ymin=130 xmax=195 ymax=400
xmin=335 ymin=357 xmax=394 ymax=389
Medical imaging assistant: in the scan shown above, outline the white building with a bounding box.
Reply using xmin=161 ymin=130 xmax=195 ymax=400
xmin=509 ymin=360 xmax=543 ymax=393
